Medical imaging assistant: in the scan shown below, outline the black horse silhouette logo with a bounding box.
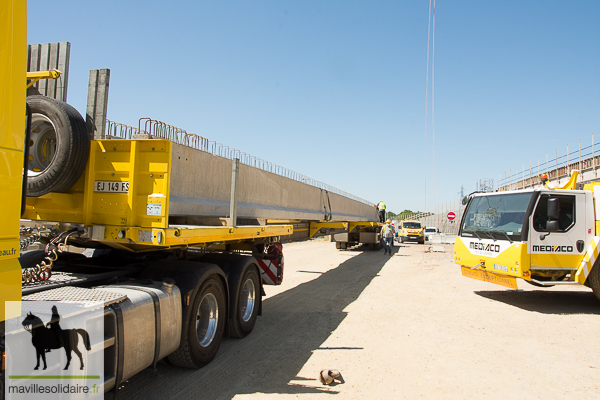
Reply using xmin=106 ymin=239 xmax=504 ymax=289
xmin=22 ymin=305 xmax=91 ymax=371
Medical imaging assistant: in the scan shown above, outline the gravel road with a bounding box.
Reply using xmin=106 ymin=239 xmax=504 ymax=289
xmin=112 ymin=240 xmax=600 ymax=399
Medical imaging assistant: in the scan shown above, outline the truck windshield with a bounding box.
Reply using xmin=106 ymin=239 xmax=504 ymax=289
xmin=461 ymin=192 xmax=533 ymax=241
xmin=403 ymin=222 xmax=421 ymax=229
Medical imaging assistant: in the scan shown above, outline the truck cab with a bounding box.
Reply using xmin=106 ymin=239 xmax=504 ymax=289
xmin=455 ymin=175 xmax=600 ymax=300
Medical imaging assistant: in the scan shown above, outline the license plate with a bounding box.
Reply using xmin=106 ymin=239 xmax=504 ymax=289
xmin=461 ymin=266 xmax=518 ymax=289
xmin=94 ymin=181 xmax=130 ymax=193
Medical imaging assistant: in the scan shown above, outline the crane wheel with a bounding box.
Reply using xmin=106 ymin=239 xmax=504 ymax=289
xmin=588 ymin=262 xmax=600 ymax=301
xmin=25 ymin=95 xmax=89 ymax=197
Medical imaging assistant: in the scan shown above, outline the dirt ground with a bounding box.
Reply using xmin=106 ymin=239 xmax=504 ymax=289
xmin=114 ymin=240 xmax=600 ymax=400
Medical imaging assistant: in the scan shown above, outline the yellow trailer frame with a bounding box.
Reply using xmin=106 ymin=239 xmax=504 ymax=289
xmin=23 ymin=139 xmax=292 ymax=251
xmin=309 ymin=221 xmax=379 ymax=238
xmin=268 ymin=220 xmax=378 ymax=239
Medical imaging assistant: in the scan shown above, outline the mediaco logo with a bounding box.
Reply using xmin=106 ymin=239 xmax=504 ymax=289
xmin=4 ymin=301 xmax=104 ymax=399
xmin=532 ymin=245 xmax=574 ymax=253
xmin=469 ymin=242 xmax=501 ymax=253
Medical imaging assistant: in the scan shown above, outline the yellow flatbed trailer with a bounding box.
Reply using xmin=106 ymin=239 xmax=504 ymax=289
xmin=1 ymin=3 xmax=380 ymax=393
xmin=9 ymin=137 xmax=377 ymax=392
xmin=21 ymin=139 xmax=293 ymax=251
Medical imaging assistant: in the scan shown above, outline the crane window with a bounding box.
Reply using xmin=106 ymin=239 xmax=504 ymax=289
xmin=532 ymin=195 xmax=575 ymax=232
xmin=460 ymin=192 xmax=533 ymax=241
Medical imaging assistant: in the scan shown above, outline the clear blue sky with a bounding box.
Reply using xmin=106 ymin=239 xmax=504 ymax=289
xmin=27 ymin=0 xmax=599 ymax=214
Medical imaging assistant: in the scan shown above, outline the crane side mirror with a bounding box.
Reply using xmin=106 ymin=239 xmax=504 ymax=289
xmin=462 ymin=196 xmax=468 ymax=206
xmin=540 ymin=220 xmax=559 ymax=240
xmin=548 ymin=198 xmax=559 ymax=220
xmin=547 ymin=220 xmax=559 ymax=232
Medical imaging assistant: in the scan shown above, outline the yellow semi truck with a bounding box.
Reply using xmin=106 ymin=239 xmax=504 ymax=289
xmin=455 ymin=171 xmax=600 ymax=300
xmin=1 ymin=1 xmax=381 ymax=395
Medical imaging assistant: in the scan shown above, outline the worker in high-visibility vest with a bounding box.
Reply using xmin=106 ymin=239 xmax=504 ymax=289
xmin=377 ymin=201 xmax=386 ymax=223
xmin=382 ymin=219 xmax=395 ymax=255
xmin=540 ymin=173 xmax=549 ymax=187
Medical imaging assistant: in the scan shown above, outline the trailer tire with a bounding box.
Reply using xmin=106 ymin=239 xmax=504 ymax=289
xmin=26 ymin=95 xmax=89 ymax=197
xmin=168 ymin=277 xmax=226 ymax=368
xmin=228 ymin=266 xmax=260 ymax=338
xmin=588 ymin=263 xmax=600 ymax=301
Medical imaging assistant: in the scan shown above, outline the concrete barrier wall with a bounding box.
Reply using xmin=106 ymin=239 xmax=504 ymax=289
xmin=428 ymin=234 xmax=457 ymax=244
xmin=168 ymin=144 xmax=378 ymax=222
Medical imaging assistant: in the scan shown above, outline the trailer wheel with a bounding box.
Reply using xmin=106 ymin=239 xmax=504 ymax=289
xmin=229 ymin=266 xmax=260 ymax=338
xmin=588 ymin=263 xmax=600 ymax=301
xmin=168 ymin=277 xmax=226 ymax=368
xmin=26 ymin=95 xmax=89 ymax=197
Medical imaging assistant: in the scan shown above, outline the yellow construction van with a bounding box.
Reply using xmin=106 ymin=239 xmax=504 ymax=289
xmin=399 ymin=219 xmax=425 ymax=244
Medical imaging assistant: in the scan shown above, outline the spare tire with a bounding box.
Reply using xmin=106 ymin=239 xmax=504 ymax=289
xmin=26 ymin=95 xmax=90 ymax=197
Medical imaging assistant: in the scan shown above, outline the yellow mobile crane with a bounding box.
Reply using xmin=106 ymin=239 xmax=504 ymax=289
xmin=1 ymin=1 xmax=381 ymax=394
xmin=455 ymin=171 xmax=600 ymax=301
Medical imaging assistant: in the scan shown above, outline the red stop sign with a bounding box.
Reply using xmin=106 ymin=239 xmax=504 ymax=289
xmin=447 ymin=212 xmax=456 ymax=221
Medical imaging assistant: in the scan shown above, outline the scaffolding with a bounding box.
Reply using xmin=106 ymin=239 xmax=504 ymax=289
xmin=497 ymin=134 xmax=600 ymax=191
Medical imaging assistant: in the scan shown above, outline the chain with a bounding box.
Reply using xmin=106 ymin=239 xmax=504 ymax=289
xmin=20 ymin=227 xmax=41 ymax=251
xmin=21 ymin=249 xmax=56 ymax=284
xmin=20 ymin=228 xmax=79 ymax=285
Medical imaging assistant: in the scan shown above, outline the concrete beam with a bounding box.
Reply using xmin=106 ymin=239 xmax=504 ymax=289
xmin=168 ymin=143 xmax=378 ymax=222
xmin=26 ymin=42 xmax=70 ymax=102
xmin=229 ymin=158 xmax=239 ymax=227
xmin=86 ymin=69 xmax=110 ymax=140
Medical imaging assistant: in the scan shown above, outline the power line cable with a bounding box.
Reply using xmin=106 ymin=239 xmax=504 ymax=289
xmin=425 ymin=0 xmax=433 ymax=216
xmin=432 ymin=0 xmax=436 ymax=209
